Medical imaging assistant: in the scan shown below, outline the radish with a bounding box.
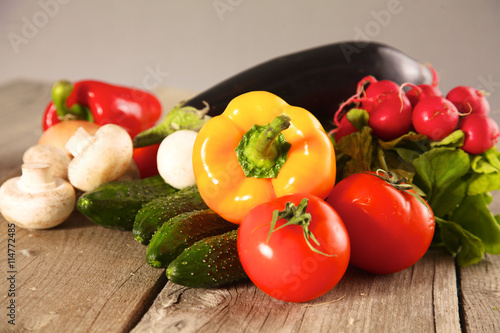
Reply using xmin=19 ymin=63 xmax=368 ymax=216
xmin=335 ymin=76 xmax=378 ymax=116
xmin=335 ymin=78 xmax=413 ymax=141
xmin=356 ymin=76 xmax=377 ymax=95
xmin=406 ymin=84 xmax=442 ymax=107
xmin=459 ymin=114 xmax=500 ymax=154
xmin=354 ymin=76 xmax=400 ymax=112
xmin=364 ymin=79 xmax=400 ymax=98
xmin=412 ymin=96 xmax=460 ymax=141
xmin=368 ymin=91 xmax=413 ymax=141
xmin=405 ymin=63 xmax=442 ymax=106
xmin=333 ymin=115 xmax=358 ymax=142
xmin=446 ymin=86 xmax=490 ymax=115
xmin=361 ymin=79 xmax=401 ymax=113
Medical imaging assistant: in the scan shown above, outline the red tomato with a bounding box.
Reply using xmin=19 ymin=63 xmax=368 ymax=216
xmin=132 ymin=143 xmax=160 ymax=178
xmin=237 ymin=193 xmax=350 ymax=303
xmin=327 ymin=172 xmax=435 ymax=274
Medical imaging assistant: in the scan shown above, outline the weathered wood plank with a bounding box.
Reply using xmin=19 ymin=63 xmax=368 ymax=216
xmin=0 ymin=211 xmax=167 ymax=332
xmin=0 ymin=80 xmax=47 ymax=171
xmin=433 ymin=250 xmax=463 ymax=333
xmin=132 ymin=248 xmax=460 ymax=333
xmin=459 ymin=253 xmax=500 ymax=332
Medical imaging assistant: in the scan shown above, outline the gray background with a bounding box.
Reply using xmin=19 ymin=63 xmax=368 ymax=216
xmin=1 ymin=0 xmax=499 ymax=120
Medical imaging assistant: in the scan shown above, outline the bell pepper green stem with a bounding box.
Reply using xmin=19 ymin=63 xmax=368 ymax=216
xmin=266 ymin=198 xmax=335 ymax=257
xmin=51 ymin=80 xmax=93 ymax=122
xmin=52 ymin=80 xmax=72 ymax=118
xmin=253 ymin=114 xmax=291 ymax=161
xmin=236 ymin=114 xmax=292 ymax=178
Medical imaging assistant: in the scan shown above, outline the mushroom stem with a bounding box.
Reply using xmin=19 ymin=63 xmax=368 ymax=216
xmin=19 ymin=163 xmax=58 ymax=193
xmin=65 ymin=127 xmax=93 ymax=157
xmin=23 ymin=145 xmax=71 ymax=179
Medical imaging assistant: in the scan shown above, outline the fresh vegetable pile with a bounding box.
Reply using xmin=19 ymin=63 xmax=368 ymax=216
xmin=332 ymin=69 xmax=500 ymax=267
xmin=1 ymin=42 xmax=499 ymax=305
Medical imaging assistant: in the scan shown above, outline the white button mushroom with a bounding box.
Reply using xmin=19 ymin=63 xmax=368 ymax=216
xmin=22 ymin=144 xmax=71 ymax=179
xmin=0 ymin=163 xmax=76 ymax=229
xmin=65 ymin=124 xmax=133 ymax=192
xmin=157 ymin=129 xmax=198 ymax=189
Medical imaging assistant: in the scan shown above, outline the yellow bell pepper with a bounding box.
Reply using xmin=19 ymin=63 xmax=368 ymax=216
xmin=192 ymin=91 xmax=336 ymax=223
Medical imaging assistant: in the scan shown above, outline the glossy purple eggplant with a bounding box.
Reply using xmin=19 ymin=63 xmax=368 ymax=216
xmin=134 ymin=41 xmax=431 ymax=147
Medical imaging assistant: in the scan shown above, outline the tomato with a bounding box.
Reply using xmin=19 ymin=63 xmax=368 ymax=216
xmin=326 ymin=171 xmax=435 ymax=274
xmin=132 ymin=143 xmax=160 ymax=178
xmin=237 ymin=193 xmax=350 ymax=303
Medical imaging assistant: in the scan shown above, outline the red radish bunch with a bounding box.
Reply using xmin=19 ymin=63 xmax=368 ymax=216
xmin=332 ymin=66 xmax=499 ymax=155
xmin=333 ymin=76 xmax=413 ymax=142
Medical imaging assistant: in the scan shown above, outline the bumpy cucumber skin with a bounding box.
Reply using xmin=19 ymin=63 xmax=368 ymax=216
xmin=77 ymin=175 xmax=177 ymax=230
xmin=146 ymin=209 xmax=237 ymax=268
xmin=133 ymin=186 xmax=209 ymax=245
xmin=166 ymin=229 xmax=248 ymax=288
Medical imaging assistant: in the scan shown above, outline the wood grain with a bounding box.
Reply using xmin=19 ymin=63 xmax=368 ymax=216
xmin=132 ymin=249 xmax=460 ymax=333
xmin=459 ymin=253 xmax=500 ymax=332
xmin=0 ymin=213 xmax=167 ymax=332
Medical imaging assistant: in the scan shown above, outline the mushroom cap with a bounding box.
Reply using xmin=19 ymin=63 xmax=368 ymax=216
xmin=67 ymin=124 xmax=133 ymax=192
xmin=23 ymin=144 xmax=71 ymax=179
xmin=0 ymin=171 xmax=76 ymax=229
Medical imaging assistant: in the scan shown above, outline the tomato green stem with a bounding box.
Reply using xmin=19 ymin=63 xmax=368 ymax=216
xmin=374 ymin=169 xmax=412 ymax=191
xmin=266 ymin=198 xmax=335 ymax=257
xmin=371 ymin=169 xmax=431 ymax=212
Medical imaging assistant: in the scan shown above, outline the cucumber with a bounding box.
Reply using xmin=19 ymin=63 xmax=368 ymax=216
xmin=166 ymin=229 xmax=248 ymax=288
xmin=76 ymin=175 xmax=177 ymax=230
xmin=146 ymin=209 xmax=237 ymax=268
xmin=132 ymin=185 xmax=208 ymax=245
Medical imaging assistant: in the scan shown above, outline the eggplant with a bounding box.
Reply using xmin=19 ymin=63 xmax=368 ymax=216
xmin=134 ymin=41 xmax=431 ymax=147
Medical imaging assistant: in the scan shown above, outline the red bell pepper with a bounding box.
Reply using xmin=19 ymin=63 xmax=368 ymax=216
xmin=132 ymin=143 xmax=161 ymax=178
xmin=42 ymin=79 xmax=163 ymax=178
xmin=42 ymin=80 xmax=162 ymax=139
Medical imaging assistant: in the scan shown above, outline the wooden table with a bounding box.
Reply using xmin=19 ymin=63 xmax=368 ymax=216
xmin=1 ymin=80 xmax=499 ymax=333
